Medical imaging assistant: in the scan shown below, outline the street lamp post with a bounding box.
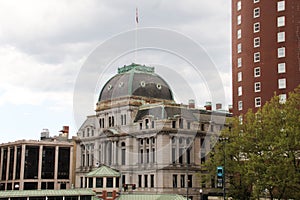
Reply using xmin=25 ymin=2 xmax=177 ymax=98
xmin=219 ymin=137 xmax=229 ymax=200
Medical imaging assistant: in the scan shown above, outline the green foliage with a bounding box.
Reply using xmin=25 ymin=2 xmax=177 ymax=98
xmin=206 ymin=85 xmax=300 ymax=200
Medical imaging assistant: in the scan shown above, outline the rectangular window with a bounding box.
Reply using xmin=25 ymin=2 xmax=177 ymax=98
xmin=278 ymin=78 xmax=286 ymax=89
xmin=254 ymin=52 xmax=260 ymax=62
xmin=254 ymin=37 xmax=260 ymax=47
xmin=138 ymin=175 xmax=142 ymax=187
xmin=88 ymin=178 xmax=93 ymax=188
xmin=255 ymin=82 xmax=261 ymax=92
xmin=238 ymin=101 xmax=243 ymax=111
xmin=278 ymin=63 xmax=286 ymax=73
xmin=238 ymin=86 xmax=242 ymax=96
xmin=150 ymin=175 xmax=154 ymax=188
xmin=254 ymin=22 xmax=260 ymax=33
xmin=172 ymin=120 xmax=176 ymax=128
xmin=277 ymin=16 xmax=285 ymax=27
xmin=254 ymin=8 xmax=260 ymax=18
xmin=152 ymin=148 xmax=155 ymax=162
xmin=187 ymin=147 xmax=191 ymax=164
xmin=237 ymin=43 xmax=242 ymax=53
xmin=122 ymin=175 xmax=126 ymax=185
xmin=144 ymin=175 xmax=148 ymax=188
xmin=96 ymin=178 xmax=103 ymax=188
xmin=277 ymin=32 xmax=285 ymax=43
xmin=140 ymin=149 xmax=143 ymax=163
xmin=254 ymin=67 xmax=261 ymax=77
xmin=238 ymin=57 xmax=242 ymax=67
xmin=179 ymin=118 xmax=183 ymax=129
xmin=172 ymin=148 xmax=176 ymax=164
xmin=237 ymin=1 xmax=241 ymax=11
xmin=107 ymin=177 xmax=113 ymax=188
xmin=238 ymin=72 xmax=242 ymax=82
xmin=121 ymin=149 xmax=126 ymax=165
xmin=173 ymin=175 xmax=177 ymax=188
xmin=146 ymin=149 xmax=149 ymax=163
xmin=188 ymin=175 xmax=193 ymax=188
xmin=237 ymin=15 xmax=242 ymax=25
xmin=279 ymin=94 xmax=287 ymax=104
xmin=180 ymin=175 xmax=185 ymax=188
xmin=237 ymin=29 xmax=242 ymax=39
xmin=239 ymin=115 xmax=243 ymax=124
xmin=179 ymin=148 xmax=183 ymax=164
xmin=278 ymin=47 xmax=285 ymax=58
xmin=116 ymin=177 xmax=119 ymax=188
xmin=255 ymin=97 xmax=261 ymax=107
xmin=277 ymin=1 xmax=285 ymax=12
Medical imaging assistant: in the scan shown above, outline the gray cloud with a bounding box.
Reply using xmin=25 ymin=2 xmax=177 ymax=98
xmin=0 ymin=0 xmax=232 ymax=136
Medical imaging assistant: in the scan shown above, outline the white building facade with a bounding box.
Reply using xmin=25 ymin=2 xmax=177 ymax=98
xmin=75 ymin=64 xmax=229 ymax=199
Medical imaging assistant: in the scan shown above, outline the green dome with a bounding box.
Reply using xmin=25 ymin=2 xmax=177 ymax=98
xmin=98 ymin=63 xmax=174 ymax=102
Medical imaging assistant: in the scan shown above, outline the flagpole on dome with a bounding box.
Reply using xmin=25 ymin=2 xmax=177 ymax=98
xmin=135 ymin=7 xmax=139 ymax=64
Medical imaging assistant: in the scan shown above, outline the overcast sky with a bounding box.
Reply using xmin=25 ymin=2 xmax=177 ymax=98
xmin=0 ymin=0 xmax=232 ymax=143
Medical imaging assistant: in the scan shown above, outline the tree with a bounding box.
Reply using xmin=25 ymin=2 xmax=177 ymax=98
xmin=207 ymin=85 xmax=300 ymax=199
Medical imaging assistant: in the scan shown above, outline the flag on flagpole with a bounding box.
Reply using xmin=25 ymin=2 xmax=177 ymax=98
xmin=136 ymin=7 xmax=139 ymax=24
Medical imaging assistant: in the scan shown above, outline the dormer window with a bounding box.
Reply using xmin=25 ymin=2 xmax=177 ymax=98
xmin=99 ymin=118 xmax=105 ymax=128
xmin=172 ymin=121 xmax=176 ymax=128
xmin=179 ymin=118 xmax=183 ymax=129
xmin=145 ymin=119 xmax=150 ymax=129
xmin=121 ymin=114 xmax=127 ymax=125
xmin=109 ymin=116 xmax=114 ymax=127
xmin=87 ymin=128 xmax=90 ymax=137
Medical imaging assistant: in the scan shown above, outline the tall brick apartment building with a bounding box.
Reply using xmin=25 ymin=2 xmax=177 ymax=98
xmin=232 ymin=0 xmax=300 ymax=116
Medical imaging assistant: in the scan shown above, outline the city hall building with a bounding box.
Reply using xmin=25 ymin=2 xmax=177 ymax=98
xmin=75 ymin=63 xmax=231 ymax=199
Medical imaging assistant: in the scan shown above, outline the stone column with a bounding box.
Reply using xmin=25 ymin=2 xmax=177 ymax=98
xmin=176 ymin=137 xmax=179 ymax=164
xmin=19 ymin=144 xmax=26 ymax=190
xmin=38 ymin=145 xmax=43 ymax=189
xmin=54 ymin=146 xmax=59 ymax=189
xmin=169 ymin=137 xmax=172 ymax=163
xmin=143 ymin=139 xmax=146 ymax=164
xmin=13 ymin=146 xmax=17 ymax=180
xmin=149 ymin=138 xmax=153 ymax=163
xmin=112 ymin=141 xmax=115 ymax=165
xmin=102 ymin=142 xmax=106 ymax=164
xmin=94 ymin=140 xmax=100 ymax=164
xmin=0 ymin=148 xmax=3 ymax=181
xmin=69 ymin=146 xmax=74 ymax=186
xmin=6 ymin=147 xmax=10 ymax=181
xmin=113 ymin=141 xmax=117 ymax=165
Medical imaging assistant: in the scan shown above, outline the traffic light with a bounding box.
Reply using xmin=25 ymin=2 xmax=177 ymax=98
xmin=217 ymin=166 xmax=224 ymax=188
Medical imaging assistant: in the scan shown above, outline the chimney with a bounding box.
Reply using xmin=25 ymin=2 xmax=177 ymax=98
xmin=59 ymin=126 xmax=69 ymax=138
xmin=204 ymin=101 xmax=212 ymax=111
xmin=216 ymin=103 xmax=222 ymax=110
xmin=188 ymin=99 xmax=195 ymax=109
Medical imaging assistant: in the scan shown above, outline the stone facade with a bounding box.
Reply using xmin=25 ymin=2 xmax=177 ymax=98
xmin=75 ymin=64 xmax=230 ymax=199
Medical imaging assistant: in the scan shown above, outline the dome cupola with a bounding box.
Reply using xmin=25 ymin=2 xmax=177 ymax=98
xmin=98 ymin=63 xmax=174 ymax=102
